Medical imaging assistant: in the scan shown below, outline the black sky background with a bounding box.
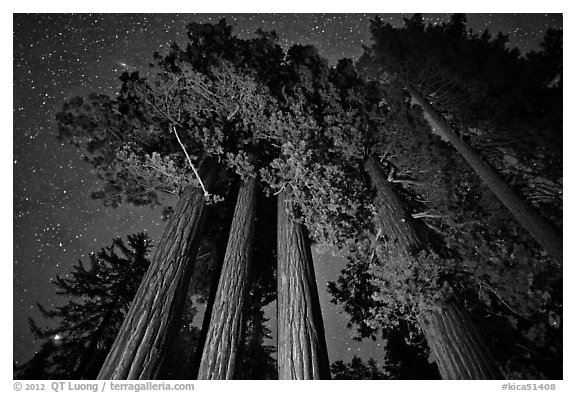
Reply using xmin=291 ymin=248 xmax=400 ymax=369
xmin=12 ymin=12 xmax=562 ymax=368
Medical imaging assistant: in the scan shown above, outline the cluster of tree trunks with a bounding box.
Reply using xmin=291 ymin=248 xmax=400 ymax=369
xmin=98 ymin=154 xmax=509 ymax=380
xmin=99 ymin=170 xmax=332 ymax=379
xmin=364 ymin=156 xmax=503 ymax=379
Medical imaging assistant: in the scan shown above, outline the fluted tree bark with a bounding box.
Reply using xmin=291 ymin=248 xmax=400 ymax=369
xmin=419 ymin=297 xmax=503 ymax=379
xmin=407 ymin=85 xmax=562 ymax=264
xmin=364 ymin=156 xmax=503 ymax=379
xmin=98 ymin=160 xmax=217 ymax=380
xmin=197 ymin=176 xmax=258 ymax=379
xmin=276 ymin=188 xmax=331 ymax=380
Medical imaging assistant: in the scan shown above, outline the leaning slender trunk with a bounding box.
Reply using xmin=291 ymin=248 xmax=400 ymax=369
xmin=364 ymin=156 xmax=502 ymax=379
xmin=406 ymin=85 xmax=562 ymax=263
xmin=276 ymin=188 xmax=331 ymax=380
xmin=98 ymin=160 xmax=217 ymax=380
xmin=197 ymin=177 xmax=258 ymax=379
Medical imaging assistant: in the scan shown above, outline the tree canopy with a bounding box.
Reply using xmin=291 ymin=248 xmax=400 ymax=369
xmin=46 ymin=17 xmax=563 ymax=380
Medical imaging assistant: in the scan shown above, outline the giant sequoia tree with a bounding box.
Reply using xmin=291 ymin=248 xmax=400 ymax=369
xmin=357 ymin=14 xmax=562 ymax=263
xmin=57 ymin=54 xmax=270 ymax=379
xmin=160 ymin=22 xmax=336 ymax=379
xmin=197 ymin=176 xmax=258 ymax=379
xmin=327 ymin=40 xmax=561 ymax=378
xmin=58 ymin=20 xmax=339 ymax=379
xmin=276 ymin=188 xmax=331 ymax=379
xmin=52 ymin=16 xmax=561 ymax=380
xmin=364 ymin=157 xmax=502 ymax=379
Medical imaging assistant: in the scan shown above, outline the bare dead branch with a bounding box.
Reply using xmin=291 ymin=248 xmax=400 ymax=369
xmin=172 ymin=126 xmax=209 ymax=198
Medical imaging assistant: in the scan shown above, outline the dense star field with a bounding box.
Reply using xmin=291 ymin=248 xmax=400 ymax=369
xmin=13 ymin=13 xmax=562 ymax=375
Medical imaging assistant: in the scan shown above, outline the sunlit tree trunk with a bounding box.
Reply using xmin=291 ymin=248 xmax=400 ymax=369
xmin=98 ymin=160 xmax=217 ymax=380
xmin=276 ymin=188 xmax=331 ymax=380
xmin=407 ymin=85 xmax=562 ymax=264
xmin=364 ymin=156 xmax=502 ymax=379
xmin=197 ymin=177 xmax=258 ymax=379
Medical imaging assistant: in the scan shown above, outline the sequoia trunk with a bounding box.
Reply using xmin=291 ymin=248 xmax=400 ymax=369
xmin=276 ymin=188 xmax=331 ymax=380
xmin=420 ymin=298 xmax=503 ymax=379
xmin=197 ymin=177 xmax=258 ymax=379
xmin=407 ymin=85 xmax=562 ymax=263
xmin=364 ymin=156 xmax=502 ymax=379
xmin=97 ymin=161 xmax=216 ymax=380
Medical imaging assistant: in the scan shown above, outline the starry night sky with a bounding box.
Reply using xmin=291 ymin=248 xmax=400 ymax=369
xmin=13 ymin=13 xmax=562 ymax=368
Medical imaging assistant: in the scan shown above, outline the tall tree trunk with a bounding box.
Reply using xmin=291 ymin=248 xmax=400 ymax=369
xmin=97 ymin=160 xmax=217 ymax=380
xmin=406 ymin=85 xmax=562 ymax=263
xmin=364 ymin=156 xmax=502 ymax=379
xmin=420 ymin=298 xmax=502 ymax=379
xmin=190 ymin=193 xmax=236 ymax=379
xmin=197 ymin=177 xmax=258 ymax=379
xmin=276 ymin=188 xmax=331 ymax=380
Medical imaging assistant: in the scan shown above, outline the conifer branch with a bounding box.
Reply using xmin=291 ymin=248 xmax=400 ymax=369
xmin=172 ymin=126 xmax=209 ymax=198
xmin=479 ymin=282 xmax=539 ymax=321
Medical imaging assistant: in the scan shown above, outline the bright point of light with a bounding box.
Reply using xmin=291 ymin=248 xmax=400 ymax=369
xmin=54 ymin=334 xmax=61 ymax=340
xmin=116 ymin=61 xmax=131 ymax=69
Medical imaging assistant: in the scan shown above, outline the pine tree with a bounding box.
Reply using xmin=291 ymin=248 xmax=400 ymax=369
xmin=331 ymin=356 xmax=387 ymax=380
xmin=17 ymin=233 xmax=152 ymax=380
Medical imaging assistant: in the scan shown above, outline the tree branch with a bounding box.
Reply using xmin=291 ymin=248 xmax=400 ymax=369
xmin=411 ymin=212 xmax=444 ymax=219
xmin=172 ymin=126 xmax=209 ymax=198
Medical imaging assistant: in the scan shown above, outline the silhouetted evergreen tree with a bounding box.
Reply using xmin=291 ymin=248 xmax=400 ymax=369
xmin=17 ymin=233 xmax=152 ymax=379
xmin=331 ymin=356 xmax=387 ymax=380
xmin=236 ymin=189 xmax=278 ymax=380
